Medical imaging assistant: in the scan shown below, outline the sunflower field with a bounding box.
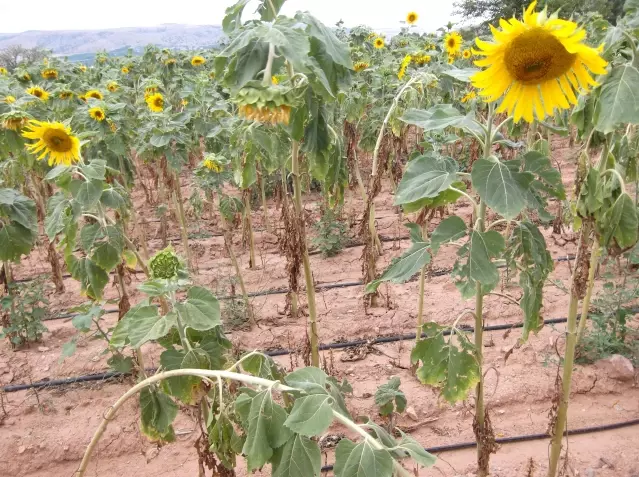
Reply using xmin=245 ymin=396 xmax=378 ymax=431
xmin=1 ymin=1 xmax=639 ymax=476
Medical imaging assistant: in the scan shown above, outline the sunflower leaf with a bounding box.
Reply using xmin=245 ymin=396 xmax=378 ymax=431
xmin=594 ymin=64 xmax=639 ymax=134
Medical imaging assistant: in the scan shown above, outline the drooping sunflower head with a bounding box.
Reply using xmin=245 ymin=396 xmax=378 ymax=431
xmin=26 ymin=86 xmax=49 ymax=101
xmin=191 ymin=55 xmax=206 ymax=66
xmin=42 ymin=68 xmax=58 ymax=80
xmin=374 ymin=37 xmax=385 ymax=49
xmin=22 ymin=120 xmax=81 ymax=166
xmin=78 ymin=65 xmax=87 ymax=73
xmin=354 ymin=61 xmax=370 ymax=72
xmin=406 ymin=12 xmax=418 ymax=25
xmin=4 ymin=95 xmax=16 ymax=104
xmin=89 ymin=106 xmax=106 ymax=122
xmin=471 ymin=1 xmax=608 ymax=122
xmin=85 ymin=90 xmax=103 ymax=100
xmin=238 ymin=104 xmax=291 ymax=125
xmin=0 ymin=67 xmax=7 ymax=76
xmin=20 ymin=72 xmax=31 ymax=82
xmin=461 ymin=90 xmax=477 ymax=103
xmin=121 ymin=66 xmax=130 ymax=74
xmin=108 ymin=120 xmax=117 ymax=133
xmin=209 ymin=71 xmax=216 ymax=80
xmin=444 ymin=32 xmax=463 ymax=55
xmin=398 ymin=55 xmax=413 ymax=80
xmin=146 ymin=92 xmax=164 ymax=112
xmin=164 ymin=58 xmax=177 ymax=66
xmin=413 ymin=54 xmax=431 ymax=66
xmin=2 ymin=111 xmax=31 ymax=131
xmin=59 ymin=90 xmax=73 ymax=100
xmin=203 ymin=155 xmax=224 ymax=173
xmin=462 ymin=49 xmax=472 ymax=59
xmin=107 ymin=81 xmax=119 ymax=92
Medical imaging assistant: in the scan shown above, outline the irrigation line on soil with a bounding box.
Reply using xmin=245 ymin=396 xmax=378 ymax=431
xmin=1 ymin=315 xmax=576 ymax=393
xmin=316 ymin=418 xmax=639 ymax=472
xmin=42 ymin=254 xmax=576 ymax=322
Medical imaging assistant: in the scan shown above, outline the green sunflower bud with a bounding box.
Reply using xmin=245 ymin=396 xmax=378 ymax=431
xmin=149 ymin=247 xmax=181 ymax=280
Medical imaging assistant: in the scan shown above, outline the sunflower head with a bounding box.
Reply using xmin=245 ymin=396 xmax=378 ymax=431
xmin=406 ymin=12 xmax=418 ymax=24
xmin=42 ymin=68 xmax=58 ymax=80
xmin=108 ymin=120 xmax=117 ymax=133
xmin=106 ymin=81 xmax=119 ymax=93
xmin=85 ymin=90 xmax=103 ymax=100
xmin=374 ymin=37 xmax=385 ymax=49
xmin=354 ymin=61 xmax=369 ymax=72
xmin=26 ymin=86 xmax=49 ymax=101
xmin=22 ymin=120 xmax=81 ymax=166
xmin=191 ymin=56 xmax=206 ymax=66
xmin=271 ymin=75 xmax=280 ymax=85
xmin=121 ymin=66 xmax=130 ymax=74
xmin=89 ymin=107 xmax=106 ymax=122
xmin=0 ymin=67 xmax=7 ymax=76
xmin=413 ymin=54 xmax=431 ymax=66
xmin=444 ymin=32 xmax=463 ymax=55
xmin=448 ymin=55 xmax=456 ymax=65
xmin=181 ymin=98 xmax=189 ymax=106
xmin=20 ymin=72 xmax=31 ymax=82
xmin=203 ymin=155 xmax=224 ymax=173
xmin=209 ymin=71 xmax=216 ymax=80
xmin=164 ymin=58 xmax=177 ymax=66
xmin=59 ymin=91 xmax=73 ymax=100
xmin=471 ymin=0 xmax=608 ymax=122
xmin=4 ymin=95 xmax=16 ymax=104
xmin=461 ymin=91 xmax=477 ymax=103
xmin=2 ymin=112 xmax=31 ymax=131
xmin=149 ymin=247 xmax=181 ymax=280
xmin=462 ymin=49 xmax=472 ymax=59
xmin=398 ymin=55 xmax=413 ymax=80
xmin=146 ymin=93 xmax=164 ymax=112
xmin=78 ymin=65 xmax=87 ymax=73
xmin=97 ymin=55 xmax=108 ymax=64
xmin=234 ymin=85 xmax=298 ymax=126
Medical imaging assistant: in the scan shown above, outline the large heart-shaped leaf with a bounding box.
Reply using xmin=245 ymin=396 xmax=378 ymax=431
xmin=395 ymin=155 xmax=457 ymax=205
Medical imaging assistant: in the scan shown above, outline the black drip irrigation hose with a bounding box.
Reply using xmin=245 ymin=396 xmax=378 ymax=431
xmin=317 ymin=418 xmax=639 ymax=472
xmin=42 ymin=254 xmax=576 ymax=322
xmin=2 ymin=314 xmax=576 ymax=393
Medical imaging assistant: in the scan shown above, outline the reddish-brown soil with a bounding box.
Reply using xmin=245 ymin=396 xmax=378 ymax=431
xmin=0 ymin=137 xmax=638 ymax=477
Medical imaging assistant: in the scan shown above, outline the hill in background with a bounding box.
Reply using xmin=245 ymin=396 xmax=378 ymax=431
xmin=0 ymin=24 xmax=227 ymax=61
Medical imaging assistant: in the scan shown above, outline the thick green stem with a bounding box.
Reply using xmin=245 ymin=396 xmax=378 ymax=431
xmin=243 ymin=191 xmax=256 ymax=269
xmin=291 ymin=141 xmax=320 ymax=366
xmin=547 ymin=292 xmax=580 ymax=477
xmin=415 ymin=220 xmax=430 ymax=344
xmin=259 ymin=164 xmax=270 ymax=233
xmin=172 ymin=172 xmax=192 ymax=271
xmin=576 ymin=244 xmax=601 ymax=343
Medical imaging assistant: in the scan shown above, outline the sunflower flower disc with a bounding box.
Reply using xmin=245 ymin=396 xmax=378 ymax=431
xmin=444 ymin=32 xmax=463 ymax=55
xmin=22 ymin=120 xmax=81 ymax=166
xmin=146 ymin=93 xmax=164 ymax=112
xmin=471 ymin=1 xmax=608 ymax=122
xmin=406 ymin=12 xmax=418 ymax=24
xmin=26 ymin=86 xmax=49 ymax=101
xmin=89 ymin=107 xmax=106 ymax=121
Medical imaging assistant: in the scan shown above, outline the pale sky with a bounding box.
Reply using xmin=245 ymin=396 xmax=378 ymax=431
xmin=0 ymin=0 xmax=456 ymax=34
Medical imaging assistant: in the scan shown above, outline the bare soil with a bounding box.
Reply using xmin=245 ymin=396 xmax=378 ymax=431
xmin=1 ymin=137 xmax=638 ymax=477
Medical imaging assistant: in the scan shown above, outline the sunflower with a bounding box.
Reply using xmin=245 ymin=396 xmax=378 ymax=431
xmin=22 ymin=120 xmax=81 ymax=166
xmin=238 ymin=104 xmax=291 ymax=126
xmin=2 ymin=113 xmax=30 ymax=131
xmin=59 ymin=91 xmax=73 ymax=100
xmin=444 ymin=32 xmax=463 ymax=55
xmin=164 ymin=58 xmax=177 ymax=65
xmin=26 ymin=86 xmax=49 ymax=101
xmin=398 ymin=55 xmax=412 ymax=80
xmin=121 ymin=66 xmax=129 ymax=74
xmin=85 ymin=90 xmax=103 ymax=100
xmin=448 ymin=55 xmax=456 ymax=65
xmin=107 ymin=81 xmax=119 ymax=92
xmin=209 ymin=71 xmax=216 ymax=80
xmin=144 ymin=86 xmax=159 ymax=99
xmin=89 ymin=107 xmax=106 ymax=121
xmin=181 ymin=98 xmax=189 ymax=106
xmin=146 ymin=93 xmax=164 ymax=112
xmin=471 ymin=1 xmax=608 ymax=122
xmin=21 ymin=72 xmax=31 ymax=81
xmin=354 ymin=61 xmax=369 ymax=72
xmin=108 ymin=120 xmax=117 ymax=132
xmin=271 ymin=75 xmax=280 ymax=85
xmin=78 ymin=65 xmax=87 ymax=72
xmin=461 ymin=91 xmax=477 ymax=103
xmin=413 ymin=54 xmax=431 ymax=65
xmin=4 ymin=95 xmax=16 ymax=104
xmin=406 ymin=12 xmax=418 ymax=24
xmin=0 ymin=67 xmax=7 ymax=75
xmin=462 ymin=49 xmax=472 ymax=59
xmin=191 ymin=56 xmax=206 ymax=66
xmin=42 ymin=68 xmax=58 ymax=80
xmin=203 ymin=157 xmax=223 ymax=173
xmin=373 ymin=37 xmax=385 ymax=49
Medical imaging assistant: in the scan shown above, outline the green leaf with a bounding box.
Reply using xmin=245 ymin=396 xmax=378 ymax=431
xmin=160 ymin=348 xmax=210 ymax=404
xmin=471 ymin=157 xmax=533 ymax=219
xmin=45 ymin=193 xmax=71 ymax=240
xmin=0 ymin=224 xmax=36 ymax=262
xmin=284 ymin=394 xmax=334 ymax=436
xmin=100 ymin=188 xmax=127 ymax=209
xmin=401 ymin=105 xmax=478 ymax=133
xmin=45 ymin=165 xmax=70 ymax=180
xmin=243 ymin=389 xmax=293 ymax=471
xmin=452 ymin=230 xmax=505 ymax=299
xmin=374 ymin=377 xmax=407 ymax=416
xmin=595 ymin=64 xmax=639 ymax=134
xmin=285 ymin=366 xmax=328 ymax=394
xmin=522 ymin=151 xmax=565 ymax=200
xmin=110 ymin=305 xmax=176 ymax=349
xmin=0 ymin=189 xmax=37 ymax=230
xmin=391 ymin=431 xmax=436 ymax=468
xmin=601 ymin=193 xmax=638 ymax=248
xmin=91 ymin=242 xmax=120 ymax=271
xmin=140 ymin=388 xmax=178 ymax=442
xmin=209 ymin=412 xmax=240 ymax=469
xmin=255 ymin=0 xmax=285 ymax=20
xmin=242 ymin=353 xmax=284 ymax=380
xmin=256 ymin=23 xmax=310 ymax=71
xmin=297 ymin=12 xmax=352 ymax=69
xmin=365 ymin=225 xmax=430 ymax=293
xmin=431 ymin=216 xmax=467 ymax=254
xmin=222 ymin=0 xmax=251 ymax=33
xmin=85 ymin=259 xmax=109 ymax=299
xmin=71 ymin=179 xmax=103 ymax=210
xmin=81 ymin=160 xmax=107 ymax=181
xmin=174 ymin=286 xmax=221 ymax=331
xmin=440 ymin=67 xmax=479 ymax=82
xmin=334 ymin=439 xmax=393 ymax=477
xmin=272 ymin=434 xmax=321 ymax=477
xmin=411 ymin=322 xmax=480 ymax=403
xmin=394 ymin=155 xmax=457 ymax=205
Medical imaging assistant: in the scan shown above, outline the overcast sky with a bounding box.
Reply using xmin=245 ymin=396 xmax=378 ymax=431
xmin=0 ymin=0 xmax=456 ymax=33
